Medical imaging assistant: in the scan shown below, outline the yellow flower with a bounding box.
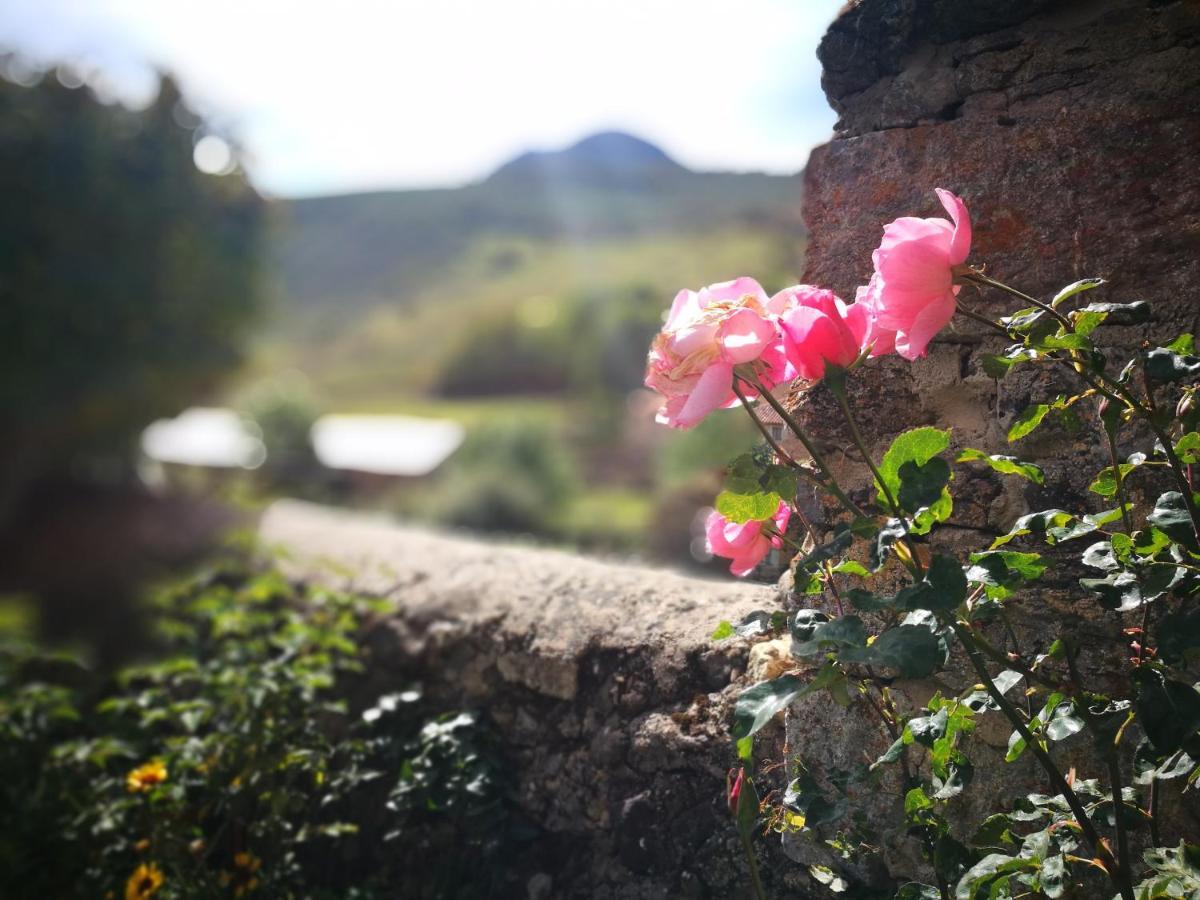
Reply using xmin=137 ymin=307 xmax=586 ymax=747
xmin=234 ymin=852 xmax=261 ymax=872
xmin=125 ymin=862 xmax=164 ymax=900
xmin=126 ymin=759 xmax=168 ymax=793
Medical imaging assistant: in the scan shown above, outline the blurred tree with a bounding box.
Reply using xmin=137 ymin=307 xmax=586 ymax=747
xmin=0 ymin=65 xmax=264 ymax=520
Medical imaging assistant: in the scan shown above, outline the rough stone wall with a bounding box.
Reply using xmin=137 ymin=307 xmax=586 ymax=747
xmin=260 ymin=501 xmax=808 ymax=898
xmin=775 ymin=0 xmax=1200 ymax=889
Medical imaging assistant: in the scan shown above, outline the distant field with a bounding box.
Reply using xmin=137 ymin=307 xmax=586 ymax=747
xmin=247 ymin=226 xmax=803 ymax=407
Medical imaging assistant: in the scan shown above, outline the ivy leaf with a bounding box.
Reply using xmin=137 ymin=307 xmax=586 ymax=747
xmin=956 ymin=449 xmax=1045 ymax=485
xmin=877 ymin=428 xmax=951 ymax=510
xmin=714 ymin=489 xmax=782 ymax=524
xmin=1144 ymin=346 xmax=1200 ymax=382
xmin=1050 ymin=277 xmax=1105 ymax=308
xmin=1007 ymin=404 xmax=1051 ymax=442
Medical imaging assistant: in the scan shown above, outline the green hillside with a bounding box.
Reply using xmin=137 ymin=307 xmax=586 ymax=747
xmin=257 ymin=132 xmax=806 ymax=401
xmin=241 ymin=132 xmax=807 ymax=555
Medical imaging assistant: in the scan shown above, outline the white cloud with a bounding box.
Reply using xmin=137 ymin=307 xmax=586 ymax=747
xmin=0 ymin=0 xmax=842 ymax=196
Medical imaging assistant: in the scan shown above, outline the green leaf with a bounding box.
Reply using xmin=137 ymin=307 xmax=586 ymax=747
xmin=1072 ymin=298 xmax=1151 ymax=329
xmin=831 ymin=559 xmax=870 ymax=577
xmin=894 ymin=884 xmax=941 ymax=900
xmin=1007 ymin=404 xmax=1051 ymax=442
xmin=711 ymin=621 xmax=735 ymax=640
xmin=713 ymin=610 xmax=773 ymax=641
xmin=1134 ymin=670 xmax=1200 ymax=755
xmin=1148 ymin=491 xmax=1200 ymax=549
xmin=966 ymin=551 xmax=1046 ymax=600
xmin=1144 ymin=347 xmax=1200 ymax=382
xmin=714 ymin=489 xmax=782 ymax=524
xmin=790 ymin=608 xmax=831 ymax=642
xmin=1051 ymin=277 xmax=1105 ymax=308
xmin=956 ymin=449 xmax=1045 ymax=485
xmin=841 ymin=625 xmax=943 ymax=678
xmin=732 ymin=674 xmax=809 ymax=742
xmin=898 ymin=457 xmax=952 ymax=513
xmin=877 ymin=428 xmax=951 ymax=509
xmin=1157 ymin=609 xmax=1200 ymax=667
xmin=871 ymin=518 xmax=909 ymax=571
xmin=795 ymin=527 xmax=854 ymax=572
xmin=1088 ymin=458 xmax=1144 ymax=497
xmin=1176 ymin=433 xmax=1200 ymax=465
xmin=991 ymin=509 xmax=1076 ymax=548
xmin=1038 ymin=332 xmax=1093 ymax=351
xmin=792 ymin=615 xmax=868 ymax=657
xmin=1168 ymin=334 xmax=1197 ymax=354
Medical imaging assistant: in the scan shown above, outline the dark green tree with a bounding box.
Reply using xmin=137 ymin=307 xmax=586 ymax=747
xmin=0 ymin=65 xmax=264 ymax=519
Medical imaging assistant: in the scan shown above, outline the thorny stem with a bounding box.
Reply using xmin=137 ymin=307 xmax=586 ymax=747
xmin=827 ymin=373 xmax=926 ymax=580
xmin=740 ymin=371 xmax=867 ymax=520
xmin=1062 ymin=638 xmax=1135 ymax=900
xmin=949 ymin=621 xmax=1117 ymax=878
xmin=1103 ymin=419 xmax=1136 ymax=537
xmin=739 ymin=828 xmax=767 ymax=900
xmin=960 ymin=270 xmax=1072 ymax=330
xmin=956 ymin=304 xmax=1016 ymax=340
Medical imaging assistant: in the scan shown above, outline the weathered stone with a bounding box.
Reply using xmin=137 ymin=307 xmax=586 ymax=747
xmin=777 ymin=0 xmax=1200 ymax=889
xmin=259 ymin=500 xmax=794 ymax=897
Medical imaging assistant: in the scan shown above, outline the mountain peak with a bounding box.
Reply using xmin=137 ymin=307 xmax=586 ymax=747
xmin=489 ymin=131 xmax=684 ymax=183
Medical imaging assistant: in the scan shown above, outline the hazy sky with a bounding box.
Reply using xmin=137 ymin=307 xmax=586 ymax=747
xmin=0 ymin=0 xmax=844 ymax=197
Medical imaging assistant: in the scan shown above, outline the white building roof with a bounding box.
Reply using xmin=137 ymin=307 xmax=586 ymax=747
xmin=310 ymin=414 xmax=464 ymax=477
xmin=141 ymin=407 xmax=266 ymax=469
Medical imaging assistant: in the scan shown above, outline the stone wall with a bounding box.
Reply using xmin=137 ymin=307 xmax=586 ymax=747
xmin=776 ymin=0 xmax=1200 ymax=889
xmin=260 ymin=501 xmax=805 ymax=898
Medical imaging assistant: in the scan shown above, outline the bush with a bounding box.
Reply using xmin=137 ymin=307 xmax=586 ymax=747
xmin=0 ymin=552 xmax=528 ymax=899
xmin=0 ymin=66 xmax=264 ymax=517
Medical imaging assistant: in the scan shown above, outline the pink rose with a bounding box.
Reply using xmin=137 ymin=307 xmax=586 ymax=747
xmin=868 ymin=188 xmax=972 ymax=360
xmin=644 ymin=277 xmax=791 ymax=429
xmin=774 ymin=284 xmax=874 ymax=380
xmin=705 ymin=499 xmax=791 ymax=577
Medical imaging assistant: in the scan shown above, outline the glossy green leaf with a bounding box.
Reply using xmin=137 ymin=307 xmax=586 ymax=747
xmin=714 ymin=489 xmax=782 ymax=524
xmin=1007 ymin=404 xmax=1051 ymax=442
xmin=1050 ymin=277 xmax=1105 ymax=308
xmin=1134 ymin=671 xmax=1200 ymax=755
xmin=878 ymin=428 xmax=951 ymax=509
xmin=1144 ymin=347 xmax=1200 ymax=382
xmin=956 ymin=449 xmax=1044 ymax=485
xmin=841 ymin=625 xmax=942 ymax=678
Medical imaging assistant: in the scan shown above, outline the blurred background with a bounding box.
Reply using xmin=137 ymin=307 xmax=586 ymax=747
xmin=0 ymin=0 xmax=842 ymax=656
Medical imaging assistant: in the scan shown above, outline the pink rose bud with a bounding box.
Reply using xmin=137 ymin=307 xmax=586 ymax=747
xmin=644 ymin=278 xmax=793 ymax=429
xmin=706 ymin=499 xmax=791 ymax=577
xmin=727 ymin=767 xmax=745 ymax=816
xmin=867 ymin=188 xmax=972 ymax=360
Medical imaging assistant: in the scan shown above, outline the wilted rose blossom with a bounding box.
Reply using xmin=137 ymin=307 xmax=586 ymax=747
xmin=868 ymin=188 xmax=972 ymax=360
xmin=644 ymin=278 xmax=791 ymax=428
xmin=705 ymin=499 xmax=791 ymax=577
xmin=774 ymin=284 xmax=875 ymax=380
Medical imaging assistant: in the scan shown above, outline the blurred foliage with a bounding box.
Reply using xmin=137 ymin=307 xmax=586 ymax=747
xmin=0 ymin=64 xmax=263 ymax=515
xmin=236 ymin=375 xmax=320 ymax=491
xmin=0 ymin=550 xmax=528 ymax=899
xmin=434 ymin=283 xmax=665 ymax=397
xmin=405 ymin=417 xmax=577 ymax=535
